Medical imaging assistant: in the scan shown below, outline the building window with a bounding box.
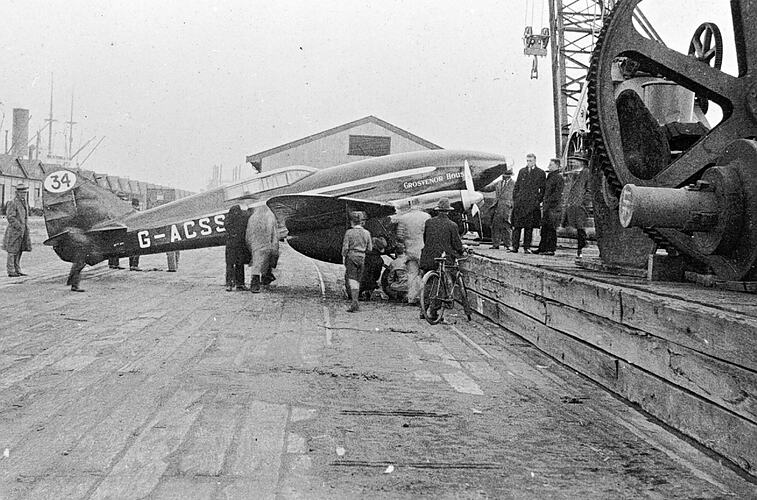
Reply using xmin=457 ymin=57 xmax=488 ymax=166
xmin=348 ymin=135 xmax=391 ymax=157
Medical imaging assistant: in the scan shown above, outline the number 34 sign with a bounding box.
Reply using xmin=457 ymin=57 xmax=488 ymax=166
xmin=44 ymin=170 xmax=77 ymax=194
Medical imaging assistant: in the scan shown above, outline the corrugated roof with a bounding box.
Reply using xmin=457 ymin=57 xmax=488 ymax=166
xmin=245 ymin=115 xmax=442 ymax=164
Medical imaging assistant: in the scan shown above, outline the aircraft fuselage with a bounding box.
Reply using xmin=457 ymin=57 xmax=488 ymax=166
xmin=43 ymin=150 xmax=508 ymax=264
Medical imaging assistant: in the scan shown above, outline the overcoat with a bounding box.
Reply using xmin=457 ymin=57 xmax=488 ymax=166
xmin=2 ymin=197 xmax=32 ymax=254
xmin=542 ymin=170 xmax=565 ymax=225
xmin=491 ymin=176 xmax=514 ymax=222
xmin=246 ymin=205 xmax=280 ymax=277
xmin=419 ymin=214 xmax=464 ymax=271
xmin=563 ymin=167 xmax=592 ymax=229
xmin=511 ymin=166 xmax=546 ymax=228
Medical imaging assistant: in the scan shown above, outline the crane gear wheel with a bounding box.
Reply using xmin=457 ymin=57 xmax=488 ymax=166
xmin=587 ymin=0 xmax=757 ymax=279
xmin=688 ymin=22 xmax=724 ymax=113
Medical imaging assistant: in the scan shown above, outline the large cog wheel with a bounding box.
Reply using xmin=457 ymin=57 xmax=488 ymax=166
xmin=587 ymin=0 xmax=757 ymax=277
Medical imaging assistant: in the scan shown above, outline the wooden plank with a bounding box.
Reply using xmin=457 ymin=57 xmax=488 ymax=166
xmin=466 ymin=271 xmax=546 ymax=323
xmin=618 ymin=361 xmax=757 ymax=475
xmin=622 ymin=291 xmax=757 ymax=372
xmin=467 ymin=289 xmax=757 ymax=478
xmin=89 ymin=390 xmax=204 ymax=500
xmin=466 ymin=256 xmax=624 ymax=322
xmin=178 ymin=405 xmax=238 ymax=476
xmin=465 ymin=255 xmax=757 ymax=372
xmin=224 ymin=401 xmax=288 ymax=498
xmin=149 ymin=478 xmax=217 ymax=500
xmin=468 ymin=290 xmax=620 ymax=393
xmin=543 ymin=300 xmax=757 ymax=425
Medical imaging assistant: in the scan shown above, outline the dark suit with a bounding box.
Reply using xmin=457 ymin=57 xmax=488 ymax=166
xmin=563 ymin=167 xmax=591 ymax=253
xmin=225 ymin=206 xmax=251 ymax=287
xmin=537 ymin=170 xmax=565 ymax=253
xmin=420 ymin=213 xmax=464 ymax=272
xmin=511 ymin=166 xmax=546 ymax=250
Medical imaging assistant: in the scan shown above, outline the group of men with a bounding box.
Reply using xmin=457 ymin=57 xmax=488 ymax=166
xmin=224 ymin=204 xmax=279 ymax=293
xmin=341 ymin=196 xmax=465 ymax=314
xmin=487 ymin=153 xmax=590 ymax=257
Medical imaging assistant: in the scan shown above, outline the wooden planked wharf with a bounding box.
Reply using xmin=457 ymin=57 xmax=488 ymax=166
xmin=462 ymin=247 xmax=757 ymax=478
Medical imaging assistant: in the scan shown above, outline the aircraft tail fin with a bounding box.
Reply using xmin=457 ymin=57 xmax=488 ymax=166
xmin=42 ymin=168 xmax=134 ymax=256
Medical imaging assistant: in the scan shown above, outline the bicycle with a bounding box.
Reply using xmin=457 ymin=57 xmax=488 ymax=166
xmin=420 ymin=254 xmax=472 ymax=325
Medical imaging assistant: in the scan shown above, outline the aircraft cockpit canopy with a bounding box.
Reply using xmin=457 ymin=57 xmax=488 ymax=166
xmin=224 ymin=166 xmax=317 ymax=201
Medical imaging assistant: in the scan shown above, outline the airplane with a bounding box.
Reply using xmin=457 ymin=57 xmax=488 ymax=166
xmin=41 ymin=149 xmax=509 ymax=265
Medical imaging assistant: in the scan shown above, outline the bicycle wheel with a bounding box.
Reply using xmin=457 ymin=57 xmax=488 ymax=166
xmin=420 ymin=271 xmax=446 ymax=325
xmin=455 ymin=272 xmax=472 ymax=321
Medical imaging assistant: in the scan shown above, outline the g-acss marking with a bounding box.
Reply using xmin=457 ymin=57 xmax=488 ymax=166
xmin=136 ymin=214 xmax=226 ymax=249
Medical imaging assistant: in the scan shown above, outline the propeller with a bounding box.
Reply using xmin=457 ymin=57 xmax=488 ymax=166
xmin=460 ymin=159 xmax=483 ymax=213
xmin=463 ymin=160 xmax=475 ymax=192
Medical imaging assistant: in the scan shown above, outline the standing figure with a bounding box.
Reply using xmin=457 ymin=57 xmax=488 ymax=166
xmin=63 ymin=227 xmax=93 ymax=292
xmin=129 ymin=198 xmax=143 ymax=271
xmin=360 ymin=236 xmax=387 ymax=300
xmin=246 ymin=205 xmax=279 ymax=293
xmin=564 ymin=161 xmax=592 ymax=258
xmin=535 ymin=159 xmax=565 ymax=255
xmin=342 ymin=211 xmax=372 ymax=313
xmin=484 ymin=167 xmax=514 ymax=249
xmin=225 ymin=205 xmax=251 ymax=291
xmin=511 ymin=153 xmax=546 ymax=253
xmin=395 ymin=209 xmax=430 ymax=260
xmin=419 ymin=198 xmax=465 ymax=320
xmin=3 ymin=184 xmax=31 ymax=277
xmin=166 ymin=251 xmax=180 ymax=272
xmin=419 ymin=198 xmax=464 ymax=273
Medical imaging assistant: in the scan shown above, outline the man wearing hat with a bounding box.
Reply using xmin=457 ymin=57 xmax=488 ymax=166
xmin=3 ymin=183 xmax=32 ymax=277
xmin=419 ymin=198 xmax=464 ymax=273
xmin=484 ymin=166 xmax=515 ymax=250
xmin=342 ymin=210 xmax=372 ymax=312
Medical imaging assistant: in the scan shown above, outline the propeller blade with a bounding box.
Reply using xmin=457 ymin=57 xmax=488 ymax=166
xmin=463 ymin=160 xmax=475 ymax=192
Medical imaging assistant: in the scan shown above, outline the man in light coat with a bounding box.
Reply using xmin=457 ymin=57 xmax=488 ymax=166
xmin=483 ymin=167 xmax=515 ymax=250
xmin=3 ymin=184 xmax=32 ymax=277
xmin=246 ymin=205 xmax=280 ymax=293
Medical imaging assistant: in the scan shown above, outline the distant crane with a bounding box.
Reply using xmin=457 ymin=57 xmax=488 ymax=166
xmin=543 ymin=0 xmax=664 ymax=156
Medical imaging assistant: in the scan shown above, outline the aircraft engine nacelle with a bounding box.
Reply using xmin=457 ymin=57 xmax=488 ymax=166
xmin=392 ymin=189 xmax=483 ymax=215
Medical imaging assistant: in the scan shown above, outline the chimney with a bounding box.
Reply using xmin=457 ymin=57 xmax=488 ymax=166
xmin=12 ymin=108 xmax=30 ymax=158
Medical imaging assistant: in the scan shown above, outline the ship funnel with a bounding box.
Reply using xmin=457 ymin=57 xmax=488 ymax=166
xmin=11 ymin=108 xmax=30 ymax=158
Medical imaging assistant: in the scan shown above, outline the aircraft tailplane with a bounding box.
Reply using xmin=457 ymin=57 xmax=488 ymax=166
xmin=42 ymin=168 xmax=134 ymax=262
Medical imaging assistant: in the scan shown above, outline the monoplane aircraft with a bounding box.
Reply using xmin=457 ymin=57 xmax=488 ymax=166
xmin=41 ymin=149 xmax=508 ymax=264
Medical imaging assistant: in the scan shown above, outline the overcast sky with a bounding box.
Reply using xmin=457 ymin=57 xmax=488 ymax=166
xmin=0 ymin=1 xmax=734 ymax=192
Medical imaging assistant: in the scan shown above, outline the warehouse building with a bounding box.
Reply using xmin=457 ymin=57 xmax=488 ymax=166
xmin=245 ymin=115 xmax=442 ymax=173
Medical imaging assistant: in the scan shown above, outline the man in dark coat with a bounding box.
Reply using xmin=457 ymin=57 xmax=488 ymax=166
xmin=225 ymin=205 xmax=251 ymax=291
xmin=3 ymin=184 xmax=32 ymax=277
xmin=128 ymin=198 xmax=143 ymax=271
xmin=534 ymin=159 xmax=565 ymax=255
xmin=563 ymin=161 xmax=592 ymax=258
xmin=420 ymin=198 xmax=464 ymax=273
xmin=63 ymin=227 xmax=95 ymax=292
xmin=510 ymin=154 xmax=546 ymax=253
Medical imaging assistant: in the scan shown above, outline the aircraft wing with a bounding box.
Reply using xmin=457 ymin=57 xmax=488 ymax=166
xmin=266 ymin=194 xmax=396 ymax=234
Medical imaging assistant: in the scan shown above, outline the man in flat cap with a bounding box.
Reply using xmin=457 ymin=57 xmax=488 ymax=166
xmin=3 ymin=183 xmax=32 ymax=277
